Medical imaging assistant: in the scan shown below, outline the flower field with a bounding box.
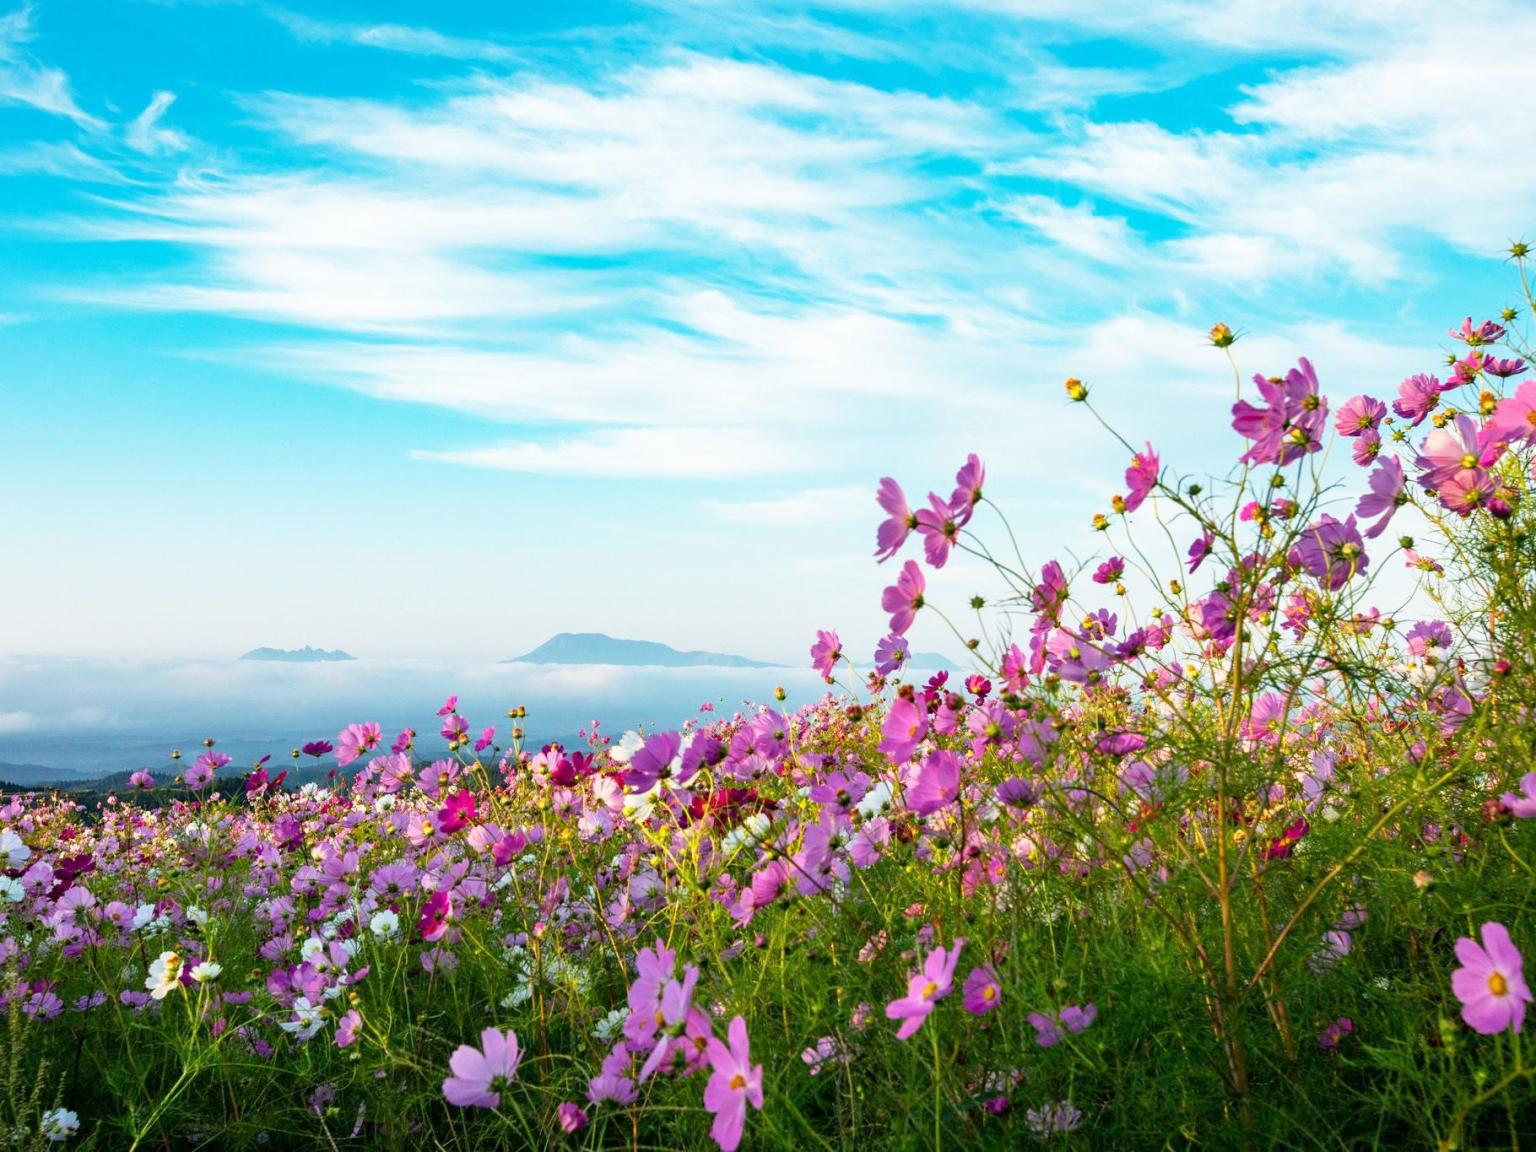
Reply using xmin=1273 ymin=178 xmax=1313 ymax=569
xmin=9 ymin=261 xmax=1536 ymax=1150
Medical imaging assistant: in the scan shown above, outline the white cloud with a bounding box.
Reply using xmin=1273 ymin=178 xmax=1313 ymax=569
xmin=705 ymin=485 xmax=870 ymax=525
xmin=412 ymin=426 xmax=812 ymax=479
xmin=0 ymin=711 xmax=34 ymax=734
xmin=125 ymin=91 xmax=188 ymax=155
xmin=0 ymin=4 xmax=101 ymax=127
xmin=267 ymin=8 xmax=520 ymax=63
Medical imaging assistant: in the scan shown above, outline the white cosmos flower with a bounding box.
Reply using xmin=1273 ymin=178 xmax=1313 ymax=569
xmin=0 ymin=829 xmax=30 ymax=870
xmin=131 ymin=904 xmax=157 ymax=931
xmin=185 ymin=906 xmax=208 ymax=928
xmin=608 ymin=731 xmax=644 ymax=764
xmin=0 ymin=878 xmax=23 ymax=903
xmin=40 ymin=1108 xmax=79 ymax=1142
xmin=189 ymin=961 xmax=222 ymax=983
xmin=593 ymin=1008 xmax=626 ymax=1042
xmin=145 ymin=951 xmax=184 ymax=1000
xmin=855 ymin=781 xmax=894 ymax=820
xmin=722 ymin=813 xmax=772 ymax=858
xmin=369 ymin=910 xmax=400 ymax=939
xmin=279 ymin=997 xmax=325 ymax=1040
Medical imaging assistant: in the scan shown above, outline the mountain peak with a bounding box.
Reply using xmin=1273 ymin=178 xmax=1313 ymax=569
xmin=507 ymin=633 xmax=776 ymax=668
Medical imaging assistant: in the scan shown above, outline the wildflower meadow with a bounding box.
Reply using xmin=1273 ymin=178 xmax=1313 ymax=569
xmin=9 ymin=253 xmax=1536 ymax=1150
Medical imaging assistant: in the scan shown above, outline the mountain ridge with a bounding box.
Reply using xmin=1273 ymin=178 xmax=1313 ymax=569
xmin=506 ymin=632 xmax=778 ymax=668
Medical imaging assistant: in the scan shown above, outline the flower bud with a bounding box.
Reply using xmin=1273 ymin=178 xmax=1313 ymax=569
xmin=1064 ymin=377 xmax=1088 ymax=402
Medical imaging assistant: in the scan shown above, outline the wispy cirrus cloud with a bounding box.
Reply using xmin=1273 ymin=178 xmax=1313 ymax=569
xmin=0 ymin=4 xmax=101 ymax=127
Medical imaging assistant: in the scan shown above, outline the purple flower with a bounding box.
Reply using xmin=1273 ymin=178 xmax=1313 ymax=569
xmin=1355 ymin=456 xmax=1406 ymax=539
xmin=873 ymin=634 xmax=910 ymax=677
xmin=962 ymin=966 xmax=1001 ymax=1016
xmin=886 ymin=939 xmax=965 ymax=1039
xmin=1500 ymin=773 xmax=1536 ymax=819
xmin=1092 ymin=557 xmax=1125 ymax=585
xmin=625 ymin=731 xmax=681 ymax=792
xmin=442 ymin=1027 xmax=522 ymax=1108
xmin=1187 ymin=532 xmax=1214 ymax=573
xmin=874 ymin=477 xmax=916 ymax=563
xmin=881 ymin=561 xmax=926 ymax=636
xmin=1452 ymin=923 xmax=1532 ymax=1034
xmin=810 ymin=630 xmax=843 ymax=683
xmin=557 ymin=1102 xmax=589 ymax=1134
xmin=301 ymin=740 xmax=334 ymax=759
xmin=1450 ymin=316 xmax=1505 ymax=346
xmin=337 ymin=722 xmax=382 ymax=769
xmin=336 ymin=1009 xmax=361 ymax=1049
xmin=1231 ymin=358 xmax=1327 ymax=465
xmin=186 ymin=751 xmax=229 ymax=791
xmin=1289 ymin=514 xmax=1369 ymax=591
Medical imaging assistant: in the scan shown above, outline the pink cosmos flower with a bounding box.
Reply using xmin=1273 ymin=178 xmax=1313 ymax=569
xmin=1123 ymin=443 xmax=1158 ymax=512
xmin=1187 ymin=531 xmax=1214 ymax=573
xmin=1450 ymin=316 xmax=1505 ymax=346
xmin=474 ymin=726 xmax=495 ymax=752
xmin=1500 ymin=772 xmax=1536 ymax=818
xmin=878 ymin=696 xmax=929 ymax=764
xmin=907 ymin=750 xmax=960 ymax=815
xmin=950 ymin=454 xmax=985 ymax=526
xmin=436 ymin=695 xmax=458 ymax=717
xmin=1355 ymin=456 xmax=1406 ymax=539
xmin=442 ymin=1027 xmax=522 ymax=1108
xmin=1231 ymin=359 xmax=1327 ymax=465
xmin=962 ymin=966 xmax=1001 ymax=1016
xmin=1484 ymin=380 xmax=1536 ymax=447
xmin=703 ymin=1016 xmax=763 ymax=1152
xmin=1351 ymin=429 xmax=1382 ymax=466
xmin=1335 ymin=395 xmax=1387 ymax=437
xmin=1438 ymin=468 xmax=1499 ymax=515
xmin=915 ymin=493 xmax=965 ymax=568
xmin=1393 ymin=373 xmax=1451 ymax=428
xmin=881 ymin=561 xmax=926 ymax=636
xmin=557 ymin=1102 xmax=589 ymax=1133
xmin=1028 ymin=1003 xmax=1096 ymax=1047
xmin=1415 ymin=414 xmax=1484 ymax=490
xmin=1452 ymin=922 xmax=1532 ymax=1034
xmin=874 ymin=478 xmax=917 ymax=563
xmin=441 ymin=713 xmax=469 ymax=745
xmin=1485 ymin=356 xmax=1527 ymax=379
xmin=810 ymin=630 xmax=843 ymax=683
xmin=886 ymin=938 xmax=965 ymax=1039
xmin=336 ymin=1009 xmax=361 ymax=1049
xmin=337 ymin=722 xmax=382 ymax=768
xmin=186 ymin=751 xmax=229 ymax=790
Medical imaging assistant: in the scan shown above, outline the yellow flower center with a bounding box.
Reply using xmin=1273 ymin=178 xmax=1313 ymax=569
xmin=922 ymin=980 xmax=938 ymax=999
xmin=1460 ymin=453 xmax=1477 ymax=469
xmin=729 ymin=1073 xmax=746 ymax=1091
xmin=982 ymin=986 xmax=996 ymax=1001
xmin=1490 ymin=972 xmax=1509 ymax=997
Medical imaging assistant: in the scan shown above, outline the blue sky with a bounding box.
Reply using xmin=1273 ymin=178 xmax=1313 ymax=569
xmin=0 ymin=0 xmax=1528 ymax=663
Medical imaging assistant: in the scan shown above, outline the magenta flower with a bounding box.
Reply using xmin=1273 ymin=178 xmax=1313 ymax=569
xmin=1501 ymin=772 xmax=1536 ymax=818
xmin=1231 ymin=358 xmax=1327 ymax=465
xmin=874 ymin=477 xmax=917 ymax=563
xmin=1335 ymin=395 xmax=1386 ymax=437
xmin=702 ymin=1016 xmax=763 ymax=1152
xmin=914 ymin=492 xmax=964 ymax=568
xmin=1438 ymin=468 xmax=1499 ymax=515
xmin=437 ymin=790 xmax=476 ymax=835
xmin=1355 ymin=456 xmax=1407 ymax=539
xmin=1318 ymin=1016 xmax=1354 ymax=1050
xmin=1392 ymin=373 xmax=1451 ymax=428
xmin=1122 ymin=443 xmax=1159 ymax=512
xmin=1092 ymin=557 xmax=1125 ymax=585
xmin=907 ymin=750 xmax=961 ymax=815
xmin=1452 ymin=923 xmax=1532 ymax=1034
xmin=878 ymin=695 xmax=929 ymax=764
xmin=557 ymin=1102 xmax=589 ymax=1133
xmin=886 ymin=938 xmax=964 ymax=1039
xmin=1028 ymin=1003 xmax=1096 ymax=1047
xmin=442 ymin=1027 xmax=522 ymax=1108
xmin=337 ymin=722 xmax=382 ymax=768
xmin=301 ymin=740 xmax=333 ymax=758
xmin=810 ymin=630 xmax=843 ymax=683
xmin=1351 ymin=430 xmax=1382 ymax=467
xmin=436 ymin=695 xmax=459 ymax=716
xmin=1485 ymin=356 xmax=1527 ymax=379
xmin=474 ymin=726 xmax=495 ymax=752
xmin=881 ymin=560 xmax=926 ymax=636
xmin=128 ymin=770 xmax=155 ymax=789
xmin=962 ymin=966 xmax=1001 ymax=1016
xmin=950 ymin=453 xmax=985 ymax=526
xmin=441 ymin=713 xmax=469 ymax=744
xmin=1187 ymin=532 xmax=1214 ymax=572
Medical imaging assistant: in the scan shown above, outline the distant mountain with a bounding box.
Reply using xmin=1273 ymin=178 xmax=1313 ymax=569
xmin=507 ymin=633 xmax=777 ymax=668
xmin=908 ymin=651 xmax=961 ymax=671
xmin=240 ymin=646 xmax=356 ymax=663
xmin=0 ymin=761 xmax=89 ymax=787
